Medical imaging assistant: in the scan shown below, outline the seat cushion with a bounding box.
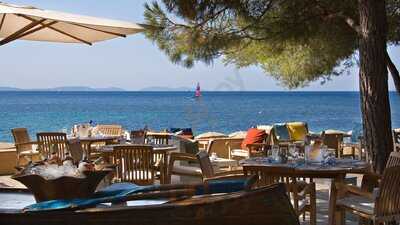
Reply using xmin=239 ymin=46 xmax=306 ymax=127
xmin=241 ymin=128 xmax=267 ymax=149
xmin=273 ymin=123 xmax=290 ymax=141
xmin=337 ymin=195 xmax=375 ymax=216
xmin=172 ymin=165 xmax=202 ymax=177
xmin=287 ymin=122 xmax=308 ymax=141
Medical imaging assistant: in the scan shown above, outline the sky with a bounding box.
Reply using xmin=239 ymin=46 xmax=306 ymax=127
xmin=1 ymin=0 xmax=399 ymax=91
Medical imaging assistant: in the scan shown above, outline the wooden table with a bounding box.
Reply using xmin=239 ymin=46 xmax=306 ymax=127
xmin=241 ymin=157 xmax=370 ymax=225
xmin=98 ymin=144 xmax=177 ymax=184
xmin=68 ymin=136 xmax=119 ymax=156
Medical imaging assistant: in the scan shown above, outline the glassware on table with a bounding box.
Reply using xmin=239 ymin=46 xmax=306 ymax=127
xmin=271 ymin=145 xmax=280 ymax=162
xmin=304 ymin=145 xmax=311 ymax=162
xmin=288 ymin=144 xmax=297 ymax=158
xmin=320 ymin=145 xmax=327 ymax=158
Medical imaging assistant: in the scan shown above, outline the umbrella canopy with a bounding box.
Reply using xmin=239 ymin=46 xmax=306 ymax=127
xmin=0 ymin=2 xmax=145 ymax=46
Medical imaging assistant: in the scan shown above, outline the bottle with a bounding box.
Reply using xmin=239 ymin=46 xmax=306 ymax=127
xmin=48 ymin=144 xmax=61 ymax=165
xmin=78 ymin=154 xmax=94 ymax=172
xmin=93 ymin=157 xmax=105 ymax=170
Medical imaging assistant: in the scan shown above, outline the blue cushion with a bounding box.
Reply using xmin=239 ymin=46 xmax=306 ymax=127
xmin=273 ymin=123 xmax=290 ymax=141
xmin=24 ymin=183 xmax=155 ymax=212
xmin=195 ymin=178 xmax=249 ymax=195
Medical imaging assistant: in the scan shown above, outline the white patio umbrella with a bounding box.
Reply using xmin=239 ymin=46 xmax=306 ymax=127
xmin=0 ymin=2 xmax=145 ymax=46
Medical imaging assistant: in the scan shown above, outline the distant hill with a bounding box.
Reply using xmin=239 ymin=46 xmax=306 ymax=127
xmin=0 ymin=86 xmax=125 ymax=92
xmin=139 ymin=86 xmax=192 ymax=92
xmin=0 ymin=87 xmax=22 ymax=91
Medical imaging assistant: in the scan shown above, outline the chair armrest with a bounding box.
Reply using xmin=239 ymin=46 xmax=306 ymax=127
xmin=246 ymin=143 xmax=269 ymax=148
xmin=336 ymin=182 xmax=374 ymax=200
xmin=15 ymin=141 xmax=38 ymax=147
xmin=361 ymin=172 xmax=381 ymax=192
xmin=169 ymin=152 xmax=197 ymax=163
xmin=166 ymin=152 xmax=198 ymax=184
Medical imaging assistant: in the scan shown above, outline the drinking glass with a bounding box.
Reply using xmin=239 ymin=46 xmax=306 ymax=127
xmin=271 ymin=145 xmax=280 ymax=161
xmin=288 ymin=144 xmax=297 ymax=158
xmin=304 ymin=145 xmax=311 ymax=162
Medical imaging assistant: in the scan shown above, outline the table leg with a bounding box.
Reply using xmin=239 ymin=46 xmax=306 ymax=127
xmin=328 ymin=174 xmax=345 ymax=225
xmin=161 ymin=152 xmax=168 ymax=184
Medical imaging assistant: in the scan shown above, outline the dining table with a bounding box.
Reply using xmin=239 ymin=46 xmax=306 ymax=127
xmin=97 ymin=143 xmax=178 ymax=184
xmin=240 ymin=157 xmax=371 ymax=225
xmin=68 ymin=136 xmax=120 ymax=156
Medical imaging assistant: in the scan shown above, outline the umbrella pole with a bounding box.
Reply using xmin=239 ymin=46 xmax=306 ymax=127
xmin=0 ymin=18 xmax=46 ymax=46
xmin=0 ymin=14 xmax=5 ymax=32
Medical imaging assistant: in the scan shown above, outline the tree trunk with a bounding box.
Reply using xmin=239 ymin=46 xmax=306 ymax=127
xmin=358 ymin=0 xmax=393 ymax=174
xmin=386 ymin=51 xmax=400 ymax=93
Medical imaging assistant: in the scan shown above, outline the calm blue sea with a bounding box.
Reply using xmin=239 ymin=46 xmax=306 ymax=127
xmin=0 ymin=91 xmax=399 ymax=142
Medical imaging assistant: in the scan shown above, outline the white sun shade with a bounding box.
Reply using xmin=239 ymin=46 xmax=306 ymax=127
xmin=0 ymin=2 xmax=145 ymax=45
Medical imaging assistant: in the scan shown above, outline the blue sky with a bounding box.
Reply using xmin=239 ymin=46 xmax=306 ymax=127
xmin=1 ymin=0 xmax=398 ymax=91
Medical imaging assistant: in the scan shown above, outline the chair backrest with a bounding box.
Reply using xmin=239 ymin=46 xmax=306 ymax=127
xmin=113 ymin=145 xmax=154 ymax=185
xmin=243 ymin=165 xmax=295 ymax=188
xmin=36 ymin=132 xmax=68 ymax=159
xmin=11 ymin=128 xmax=32 ymax=151
xmin=270 ymin=124 xmax=290 ymax=145
xmin=196 ymin=151 xmax=215 ymax=179
xmin=207 ymin=138 xmax=244 ymax=159
xmin=96 ymin=124 xmax=123 ymax=137
xmin=145 ymin=133 xmax=170 ymax=145
xmin=287 ymin=122 xmax=309 ymax=142
xmin=67 ymin=139 xmax=83 ymax=164
xmin=375 ymin=166 xmax=400 ymax=218
xmin=322 ymin=132 xmax=344 ymax=157
xmin=386 ymin=151 xmax=400 ymax=168
xmin=130 ymin=130 xmax=146 ymax=144
xmin=393 ymin=129 xmax=400 ymax=151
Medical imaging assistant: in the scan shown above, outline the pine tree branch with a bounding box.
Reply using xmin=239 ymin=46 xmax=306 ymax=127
xmin=386 ymin=50 xmax=400 ymax=94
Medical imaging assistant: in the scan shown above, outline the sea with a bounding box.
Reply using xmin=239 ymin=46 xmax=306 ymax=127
xmin=0 ymin=91 xmax=399 ymax=142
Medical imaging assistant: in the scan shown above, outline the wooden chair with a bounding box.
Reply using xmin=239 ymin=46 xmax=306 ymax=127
xmin=112 ymin=145 xmax=154 ymax=185
xmin=322 ymin=132 xmax=344 ymax=158
xmin=230 ymin=136 xmax=270 ymax=159
xmin=145 ymin=133 xmax=170 ymax=145
xmin=392 ymin=129 xmax=400 ymax=152
xmin=243 ymin=165 xmax=316 ymax=225
xmin=130 ymin=130 xmax=146 ymax=144
xmin=333 ymin=152 xmax=400 ymax=225
xmin=206 ymin=138 xmax=244 ymax=159
xmin=167 ymin=152 xmax=202 ymax=184
xmin=270 ymin=122 xmax=309 ymax=146
xmin=96 ymin=124 xmax=123 ymax=137
xmin=36 ymin=132 xmax=68 ymax=160
xmin=336 ymin=166 xmax=400 ymax=225
xmin=145 ymin=133 xmax=171 ymax=181
xmin=360 ymin=151 xmax=400 ymax=191
xmin=67 ymin=139 xmax=83 ymax=165
xmin=196 ymin=151 xmax=243 ymax=180
xmin=11 ymin=128 xmax=39 ymax=166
